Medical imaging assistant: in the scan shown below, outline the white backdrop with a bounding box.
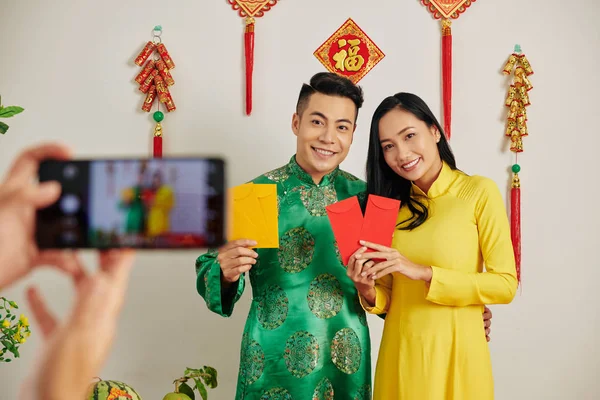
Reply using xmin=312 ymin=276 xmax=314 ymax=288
xmin=0 ymin=0 xmax=599 ymax=398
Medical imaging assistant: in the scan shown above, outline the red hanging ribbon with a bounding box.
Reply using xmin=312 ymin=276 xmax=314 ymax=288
xmin=511 ymin=178 xmax=521 ymax=283
xmin=228 ymin=1 xmax=279 ymax=115
xmin=441 ymin=19 xmax=452 ymax=139
xmin=245 ymin=18 xmax=255 ymax=115
xmin=421 ymin=1 xmax=478 ymax=140
xmin=153 ymin=123 xmax=163 ymax=158
xmin=154 ymin=136 xmax=162 ymax=158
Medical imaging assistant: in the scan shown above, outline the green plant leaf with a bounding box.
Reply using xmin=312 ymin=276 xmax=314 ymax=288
xmin=194 ymin=379 xmax=208 ymax=400
xmin=0 ymin=121 xmax=8 ymax=134
xmin=9 ymin=346 xmax=19 ymax=358
xmin=178 ymin=382 xmax=195 ymax=400
xmin=0 ymin=106 xmax=24 ymax=118
xmin=185 ymin=367 xmax=202 ymax=376
xmin=202 ymin=366 xmax=218 ymax=388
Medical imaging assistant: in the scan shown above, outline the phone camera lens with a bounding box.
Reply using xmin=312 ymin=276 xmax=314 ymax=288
xmin=60 ymin=194 xmax=80 ymax=215
xmin=63 ymin=164 xmax=78 ymax=179
xmin=63 ymin=216 xmax=78 ymax=228
xmin=61 ymin=231 xmax=78 ymax=244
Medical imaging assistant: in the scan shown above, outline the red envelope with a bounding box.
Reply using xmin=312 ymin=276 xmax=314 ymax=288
xmin=326 ymin=196 xmax=364 ymax=265
xmin=360 ymin=195 xmax=401 ymax=253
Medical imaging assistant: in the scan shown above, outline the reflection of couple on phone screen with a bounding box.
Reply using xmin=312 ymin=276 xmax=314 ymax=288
xmin=119 ymin=168 xmax=174 ymax=240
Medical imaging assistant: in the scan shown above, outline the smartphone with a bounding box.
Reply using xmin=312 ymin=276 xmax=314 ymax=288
xmin=36 ymin=157 xmax=226 ymax=249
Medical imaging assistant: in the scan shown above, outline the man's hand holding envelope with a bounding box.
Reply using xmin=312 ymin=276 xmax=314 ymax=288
xmin=217 ymin=183 xmax=279 ymax=286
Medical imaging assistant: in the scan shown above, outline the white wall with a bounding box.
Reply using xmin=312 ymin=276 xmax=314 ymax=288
xmin=1 ymin=0 xmax=598 ymax=398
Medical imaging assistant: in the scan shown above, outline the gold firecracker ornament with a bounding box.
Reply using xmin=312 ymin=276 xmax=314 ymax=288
xmin=502 ymin=44 xmax=534 ymax=287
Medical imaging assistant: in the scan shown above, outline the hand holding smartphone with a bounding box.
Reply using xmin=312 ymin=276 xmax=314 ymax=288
xmin=36 ymin=157 xmax=226 ymax=249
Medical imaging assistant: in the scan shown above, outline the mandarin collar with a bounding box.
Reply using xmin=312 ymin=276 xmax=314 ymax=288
xmin=411 ymin=161 xmax=456 ymax=198
xmin=287 ymin=155 xmax=339 ymax=187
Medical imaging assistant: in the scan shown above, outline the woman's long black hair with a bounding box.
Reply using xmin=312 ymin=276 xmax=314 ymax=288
xmin=365 ymin=93 xmax=457 ymax=231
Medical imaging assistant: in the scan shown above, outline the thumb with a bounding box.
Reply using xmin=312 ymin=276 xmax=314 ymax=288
xmin=26 ymin=286 xmax=58 ymax=339
xmin=26 ymin=181 xmax=62 ymax=208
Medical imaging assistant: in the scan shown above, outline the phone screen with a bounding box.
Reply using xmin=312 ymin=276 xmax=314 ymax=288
xmin=36 ymin=157 xmax=226 ymax=249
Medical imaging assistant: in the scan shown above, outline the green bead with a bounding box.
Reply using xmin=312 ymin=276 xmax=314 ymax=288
xmin=512 ymin=164 xmax=521 ymax=173
xmin=153 ymin=111 xmax=164 ymax=122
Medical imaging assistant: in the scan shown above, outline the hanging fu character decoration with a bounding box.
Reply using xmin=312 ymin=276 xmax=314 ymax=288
xmin=502 ymin=44 xmax=534 ymax=286
xmin=421 ymin=0 xmax=477 ymax=139
xmin=133 ymin=25 xmax=177 ymax=158
xmin=314 ymin=18 xmax=385 ymax=84
xmin=227 ymin=0 xmax=280 ymax=116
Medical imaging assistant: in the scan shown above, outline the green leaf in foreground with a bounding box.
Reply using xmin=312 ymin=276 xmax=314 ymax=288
xmin=0 ymin=106 xmax=24 ymax=118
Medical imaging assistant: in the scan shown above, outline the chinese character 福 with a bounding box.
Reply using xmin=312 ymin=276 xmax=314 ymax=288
xmin=333 ymin=38 xmax=365 ymax=72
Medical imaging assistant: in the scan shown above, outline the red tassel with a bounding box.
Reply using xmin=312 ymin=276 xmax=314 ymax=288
xmin=154 ymin=135 xmax=162 ymax=158
xmin=441 ymin=19 xmax=452 ymax=139
xmin=244 ymin=18 xmax=255 ymax=116
xmin=511 ymin=183 xmax=521 ymax=284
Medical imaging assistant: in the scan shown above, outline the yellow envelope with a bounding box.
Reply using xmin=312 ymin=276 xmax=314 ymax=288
xmin=227 ymin=183 xmax=279 ymax=248
xmin=253 ymin=184 xmax=279 ymax=248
